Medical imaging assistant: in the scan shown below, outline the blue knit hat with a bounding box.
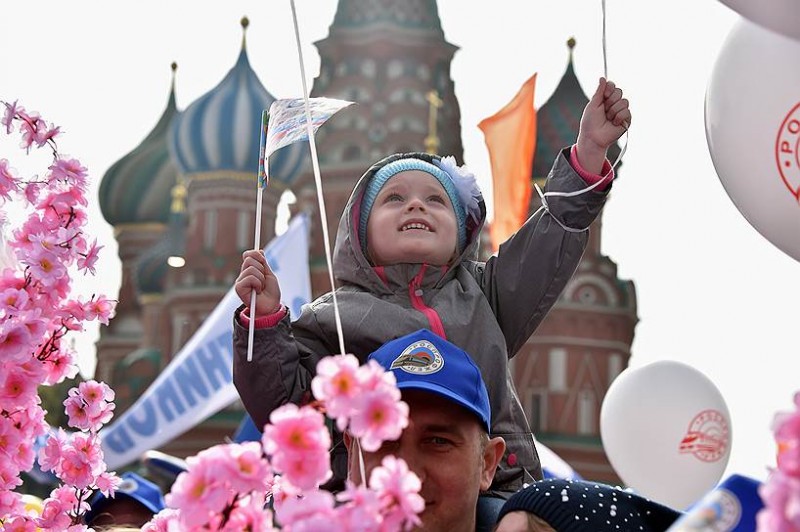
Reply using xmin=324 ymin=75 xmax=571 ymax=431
xmin=358 ymin=157 xmax=470 ymax=258
xmin=367 ymin=329 xmax=491 ymax=433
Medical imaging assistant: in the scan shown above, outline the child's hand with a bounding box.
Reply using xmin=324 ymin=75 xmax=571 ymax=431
xmin=235 ymin=249 xmax=282 ymax=317
xmin=576 ymin=78 xmax=631 ymax=174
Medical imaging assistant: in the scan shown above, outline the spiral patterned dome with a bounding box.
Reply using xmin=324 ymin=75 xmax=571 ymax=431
xmin=168 ymin=22 xmax=306 ymax=184
xmin=99 ymin=69 xmax=179 ymax=226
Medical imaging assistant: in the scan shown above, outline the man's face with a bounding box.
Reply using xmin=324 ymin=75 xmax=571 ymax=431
xmin=348 ymin=389 xmax=504 ymax=531
xmin=365 ymin=170 xmax=459 ymax=266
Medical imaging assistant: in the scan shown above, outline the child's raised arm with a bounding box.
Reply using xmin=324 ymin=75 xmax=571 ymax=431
xmin=575 ymin=77 xmax=631 ymax=174
xmin=235 ymin=249 xmax=282 ymax=317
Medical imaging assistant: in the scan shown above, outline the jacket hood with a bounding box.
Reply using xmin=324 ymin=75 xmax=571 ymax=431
xmin=332 ymin=152 xmax=487 ymax=293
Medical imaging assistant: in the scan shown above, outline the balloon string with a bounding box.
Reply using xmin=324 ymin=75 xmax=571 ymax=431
xmin=289 ymin=0 xmax=347 ymax=356
xmin=602 ymin=0 xmax=608 ymax=79
xmin=529 ymin=0 xmax=630 ymax=233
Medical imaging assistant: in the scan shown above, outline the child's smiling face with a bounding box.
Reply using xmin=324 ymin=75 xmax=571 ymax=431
xmin=365 ymin=170 xmax=458 ymax=266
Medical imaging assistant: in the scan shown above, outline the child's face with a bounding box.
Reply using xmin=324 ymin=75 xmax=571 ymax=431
xmin=365 ymin=170 xmax=458 ymax=266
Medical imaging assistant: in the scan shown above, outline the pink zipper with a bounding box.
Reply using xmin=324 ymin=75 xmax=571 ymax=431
xmin=408 ymin=264 xmax=447 ymax=339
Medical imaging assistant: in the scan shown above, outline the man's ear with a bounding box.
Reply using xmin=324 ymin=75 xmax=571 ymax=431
xmin=480 ymin=436 xmax=506 ymax=491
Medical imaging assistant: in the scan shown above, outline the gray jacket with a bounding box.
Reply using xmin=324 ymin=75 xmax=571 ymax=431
xmin=233 ymin=148 xmax=609 ymax=496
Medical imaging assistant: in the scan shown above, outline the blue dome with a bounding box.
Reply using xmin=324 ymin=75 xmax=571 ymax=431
xmin=168 ymin=46 xmax=306 ymax=185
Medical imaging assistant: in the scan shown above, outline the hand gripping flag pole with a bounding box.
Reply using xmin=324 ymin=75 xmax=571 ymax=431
xmin=247 ymin=100 xmax=352 ymax=362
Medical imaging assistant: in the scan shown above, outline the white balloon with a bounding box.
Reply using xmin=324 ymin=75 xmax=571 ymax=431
xmin=705 ymin=19 xmax=800 ymax=262
xmin=600 ymin=361 xmax=732 ymax=510
xmin=718 ymin=0 xmax=800 ymax=41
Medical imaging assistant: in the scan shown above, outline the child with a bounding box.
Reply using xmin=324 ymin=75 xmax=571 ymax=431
xmin=233 ymin=78 xmax=631 ymax=498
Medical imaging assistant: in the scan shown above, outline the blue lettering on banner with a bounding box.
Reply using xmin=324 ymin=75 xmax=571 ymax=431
xmin=174 ymin=356 xmax=210 ymax=407
xmin=127 ymin=398 xmax=158 ymax=436
xmin=103 ymin=424 xmax=135 ymax=454
xmin=198 ymin=332 xmax=234 ymax=390
xmin=155 ymin=378 xmax=186 ymax=422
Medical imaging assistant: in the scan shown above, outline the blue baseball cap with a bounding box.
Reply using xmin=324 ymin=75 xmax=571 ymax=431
xmin=367 ymin=329 xmax=491 ymax=433
xmin=85 ymin=471 xmax=166 ymax=524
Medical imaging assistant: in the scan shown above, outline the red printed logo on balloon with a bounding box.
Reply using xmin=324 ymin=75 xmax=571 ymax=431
xmin=776 ymin=101 xmax=800 ymax=201
xmin=679 ymin=409 xmax=730 ymax=463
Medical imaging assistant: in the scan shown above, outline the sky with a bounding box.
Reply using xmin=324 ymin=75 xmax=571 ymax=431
xmin=2 ymin=0 xmax=797 ymax=487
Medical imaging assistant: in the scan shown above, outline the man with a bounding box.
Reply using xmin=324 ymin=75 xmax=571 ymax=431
xmin=345 ymin=329 xmax=506 ymax=531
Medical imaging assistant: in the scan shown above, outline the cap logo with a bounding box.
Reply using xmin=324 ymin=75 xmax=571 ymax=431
xmin=390 ymin=340 xmax=444 ymax=374
xmin=118 ymin=477 xmax=139 ymax=494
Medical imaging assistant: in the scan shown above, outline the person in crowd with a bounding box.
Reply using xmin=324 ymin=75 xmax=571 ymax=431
xmin=234 ymin=78 xmax=631 ymax=527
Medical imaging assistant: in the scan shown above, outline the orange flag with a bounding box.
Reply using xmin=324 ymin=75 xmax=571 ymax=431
xmin=478 ymin=74 xmax=537 ymax=252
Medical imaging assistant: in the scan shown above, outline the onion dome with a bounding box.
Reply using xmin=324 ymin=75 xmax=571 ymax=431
xmin=168 ymin=17 xmax=305 ymax=185
xmin=532 ymin=38 xmax=620 ymax=178
xmin=133 ymin=176 xmax=187 ymax=296
xmin=99 ymin=63 xmax=180 ymax=225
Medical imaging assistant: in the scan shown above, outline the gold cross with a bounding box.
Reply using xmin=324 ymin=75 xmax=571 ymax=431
xmin=425 ymin=90 xmax=443 ymax=154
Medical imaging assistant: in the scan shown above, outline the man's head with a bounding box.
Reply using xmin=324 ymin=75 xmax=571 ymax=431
xmin=494 ymin=479 xmax=682 ymax=532
xmin=358 ymin=154 xmax=480 ymax=266
xmin=84 ymin=471 xmax=166 ymax=527
xmin=346 ymin=329 xmax=505 ymax=531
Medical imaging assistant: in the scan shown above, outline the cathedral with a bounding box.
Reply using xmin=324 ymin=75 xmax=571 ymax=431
xmin=96 ymin=0 xmax=636 ymax=483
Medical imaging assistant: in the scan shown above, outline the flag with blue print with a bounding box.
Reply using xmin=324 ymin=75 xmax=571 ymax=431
xmin=262 ymin=97 xmax=353 ymax=170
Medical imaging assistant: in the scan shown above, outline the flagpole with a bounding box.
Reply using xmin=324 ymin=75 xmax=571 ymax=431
xmin=289 ymin=0 xmax=346 ymax=356
xmin=247 ymin=109 xmax=269 ymax=362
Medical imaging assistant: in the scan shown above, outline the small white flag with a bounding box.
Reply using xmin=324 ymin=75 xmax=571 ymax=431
xmin=264 ymin=97 xmax=354 ymax=160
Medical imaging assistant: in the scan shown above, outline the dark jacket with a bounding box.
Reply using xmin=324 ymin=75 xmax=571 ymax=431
xmin=233 ymin=148 xmax=609 ymax=496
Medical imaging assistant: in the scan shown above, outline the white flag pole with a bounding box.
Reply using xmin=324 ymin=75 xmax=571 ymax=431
xmin=289 ymin=0 xmax=346 ymax=356
xmin=247 ymin=110 xmax=269 ymax=362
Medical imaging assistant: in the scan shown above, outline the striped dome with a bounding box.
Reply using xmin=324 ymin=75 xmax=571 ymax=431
xmin=168 ymin=44 xmax=306 ymax=185
xmin=99 ymin=83 xmax=179 ymax=226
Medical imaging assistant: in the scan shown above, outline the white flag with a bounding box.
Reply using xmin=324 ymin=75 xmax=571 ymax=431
xmin=264 ymin=97 xmax=354 ymax=160
xmin=100 ymin=214 xmax=312 ymax=469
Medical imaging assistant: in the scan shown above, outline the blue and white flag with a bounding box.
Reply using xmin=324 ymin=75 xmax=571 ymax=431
xmin=100 ymin=214 xmax=312 ymax=469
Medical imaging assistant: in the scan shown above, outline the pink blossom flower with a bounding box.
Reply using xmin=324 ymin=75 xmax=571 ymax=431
xmin=38 ymin=429 xmax=66 ymax=472
xmin=1 ymin=287 xmax=29 ymax=312
xmin=167 ymin=466 xmax=231 ymax=528
xmin=348 ymin=389 xmax=409 ymax=452
xmin=83 ymin=295 xmax=116 ymax=325
xmin=271 ymin=449 xmax=332 ymax=492
xmin=1 ymin=515 xmax=38 ymax=531
xmin=94 ymin=471 xmax=121 ymax=497
xmin=369 ymin=455 xmax=424 ymax=531
xmin=0 ymin=364 xmax=37 ymax=405
xmin=219 ymin=441 xmax=272 ymax=494
xmin=221 ymin=493 xmax=273 ymax=531
xmin=37 ymin=497 xmax=73 ymax=530
xmin=49 ymin=158 xmax=87 ymax=189
xmin=0 ymin=322 xmax=32 ymax=363
xmin=263 ymin=404 xmax=331 ymax=457
xmin=276 ymin=490 xmax=338 ymax=531
xmin=76 ymin=238 xmax=102 ymax=275
xmin=336 ymin=483 xmax=383 ymax=531
xmin=0 ymin=158 xmax=18 ymax=201
xmin=311 ymin=354 xmax=362 ymax=428
xmin=142 ymin=508 xmax=180 ymax=531
xmin=58 ymin=447 xmax=96 ymax=489
xmin=2 ymin=101 xmax=21 ymax=133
